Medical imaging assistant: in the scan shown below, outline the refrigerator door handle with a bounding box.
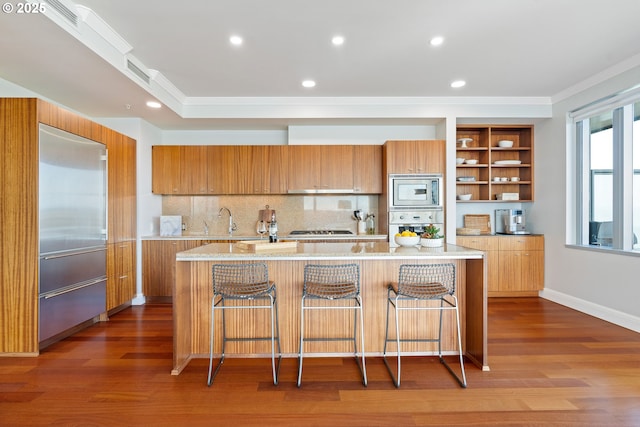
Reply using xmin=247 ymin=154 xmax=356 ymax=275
xmin=43 ymin=278 xmax=107 ymax=299
xmin=42 ymin=246 xmax=107 ymax=260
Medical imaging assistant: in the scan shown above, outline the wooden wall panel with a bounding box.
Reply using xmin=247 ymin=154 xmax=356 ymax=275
xmin=0 ymin=98 xmax=39 ymax=354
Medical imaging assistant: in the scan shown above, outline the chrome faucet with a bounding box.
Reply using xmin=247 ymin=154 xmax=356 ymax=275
xmin=218 ymin=207 xmax=237 ymax=235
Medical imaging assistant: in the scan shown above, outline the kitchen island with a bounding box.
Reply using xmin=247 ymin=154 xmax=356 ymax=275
xmin=172 ymin=241 xmax=488 ymax=375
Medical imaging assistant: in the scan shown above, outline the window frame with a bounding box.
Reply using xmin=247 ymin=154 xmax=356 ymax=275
xmin=567 ymin=87 xmax=640 ymax=255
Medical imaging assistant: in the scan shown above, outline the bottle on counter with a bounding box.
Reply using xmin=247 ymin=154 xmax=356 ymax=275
xmin=268 ymin=212 xmax=278 ymax=242
xmin=366 ymin=213 xmax=376 ymax=235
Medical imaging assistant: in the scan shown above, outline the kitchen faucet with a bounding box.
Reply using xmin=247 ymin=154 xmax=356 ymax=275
xmin=218 ymin=207 xmax=237 ymax=235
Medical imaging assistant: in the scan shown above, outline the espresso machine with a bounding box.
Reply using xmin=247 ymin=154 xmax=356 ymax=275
xmin=495 ymin=209 xmax=530 ymax=235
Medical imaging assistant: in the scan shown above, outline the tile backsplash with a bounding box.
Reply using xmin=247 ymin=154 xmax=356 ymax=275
xmin=160 ymin=194 xmax=379 ymax=236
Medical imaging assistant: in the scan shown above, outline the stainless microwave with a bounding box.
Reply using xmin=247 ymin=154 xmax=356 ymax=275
xmin=389 ymin=174 xmax=442 ymax=209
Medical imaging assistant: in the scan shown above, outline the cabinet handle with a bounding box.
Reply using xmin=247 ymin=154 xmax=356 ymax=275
xmin=119 ymin=275 xmax=128 ymax=279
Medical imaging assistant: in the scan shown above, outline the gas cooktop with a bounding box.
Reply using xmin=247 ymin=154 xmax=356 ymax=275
xmin=289 ymin=230 xmax=354 ymax=235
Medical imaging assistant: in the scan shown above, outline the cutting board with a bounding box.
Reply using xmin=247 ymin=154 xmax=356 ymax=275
xmin=463 ymin=214 xmax=491 ymax=235
xmin=235 ymin=240 xmax=298 ymax=252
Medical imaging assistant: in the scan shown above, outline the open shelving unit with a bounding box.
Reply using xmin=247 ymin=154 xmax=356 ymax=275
xmin=456 ymin=125 xmax=533 ymax=202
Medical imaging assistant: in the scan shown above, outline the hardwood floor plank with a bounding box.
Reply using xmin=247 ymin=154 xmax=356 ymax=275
xmin=0 ymin=298 xmax=639 ymax=426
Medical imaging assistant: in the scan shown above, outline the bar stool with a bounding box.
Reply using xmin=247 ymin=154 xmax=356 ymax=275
xmin=383 ymin=263 xmax=467 ymax=388
xmin=208 ymin=262 xmax=281 ymax=386
xmin=297 ymin=263 xmax=367 ymax=387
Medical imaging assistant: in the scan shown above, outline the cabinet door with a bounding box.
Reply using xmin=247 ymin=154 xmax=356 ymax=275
xmin=321 ymin=145 xmax=354 ymax=190
xmin=208 ymin=146 xmax=239 ymax=194
xmin=287 ymin=145 xmax=322 ymax=191
xmin=456 ymin=236 xmax=499 ymax=292
xmin=242 ymin=146 xmax=289 ymax=194
xmin=107 ymin=241 xmax=136 ymax=310
xmin=143 ymin=240 xmax=200 ymax=298
xmin=497 ymin=250 xmax=522 ymax=292
xmin=414 ymin=140 xmax=445 ymax=174
xmin=521 ymin=250 xmax=544 ymax=291
xmin=152 ymin=146 xmax=181 ymax=194
xmin=266 ymin=145 xmax=288 ymax=193
xmin=353 ymin=145 xmax=382 ymax=193
xmin=385 ymin=141 xmax=416 ymax=174
xmin=385 ymin=140 xmax=445 ymax=174
xmin=180 ymin=146 xmax=208 ymax=194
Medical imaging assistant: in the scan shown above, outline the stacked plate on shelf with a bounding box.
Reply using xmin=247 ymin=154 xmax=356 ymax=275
xmin=493 ymin=160 xmax=522 ymax=165
xmin=457 ymin=176 xmax=476 ymax=182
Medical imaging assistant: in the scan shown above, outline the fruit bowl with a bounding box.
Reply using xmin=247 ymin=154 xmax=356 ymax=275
xmin=394 ymin=235 xmax=421 ymax=247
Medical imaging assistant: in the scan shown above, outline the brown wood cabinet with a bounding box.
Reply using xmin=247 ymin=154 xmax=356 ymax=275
xmin=106 ymin=128 xmax=137 ymax=312
xmin=353 ymin=145 xmax=382 ymax=193
xmin=456 ymin=235 xmax=544 ymax=297
xmin=143 ymin=240 xmax=202 ymax=298
xmin=107 ymin=241 xmax=136 ymax=310
xmin=152 ymin=145 xmax=208 ymax=194
xmin=0 ymin=98 xmax=137 ymax=354
xmin=456 ymin=125 xmax=534 ymax=202
xmin=152 ymin=144 xmax=382 ymax=195
xmin=287 ymin=145 xmax=354 ymax=192
xmin=384 ymin=140 xmax=446 ymax=174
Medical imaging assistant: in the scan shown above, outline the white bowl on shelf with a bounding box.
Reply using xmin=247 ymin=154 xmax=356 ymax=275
xmin=456 ymin=157 xmax=465 ymax=165
xmin=498 ymin=140 xmax=514 ymax=148
xmin=457 ymin=194 xmax=472 ymax=201
xmin=464 ymin=159 xmax=478 ymax=165
xmin=395 ymin=235 xmax=421 ymax=247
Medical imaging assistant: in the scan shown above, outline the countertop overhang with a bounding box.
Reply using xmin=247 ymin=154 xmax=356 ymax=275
xmin=143 ymin=233 xmax=388 ymax=241
xmin=176 ymin=241 xmax=484 ymax=261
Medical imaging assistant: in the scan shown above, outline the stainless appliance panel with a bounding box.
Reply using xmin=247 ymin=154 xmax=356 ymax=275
xmin=39 ymin=124 xmax=107 ymax=254
xmin=39 ymin=279 xmax=106 ymax=342
xmin=389 ymin=174 xmax=442 ymax=210
xmin=39 ymin=248 xmax=107 ymax=294
xmin=388 ymin=209 xmax=444 ymax=247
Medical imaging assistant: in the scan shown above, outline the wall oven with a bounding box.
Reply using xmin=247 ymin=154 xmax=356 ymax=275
xmin=389 ymin=174 xmax=442 ymax=210
xmin=388 ymin=210 xmax=444 ymax=247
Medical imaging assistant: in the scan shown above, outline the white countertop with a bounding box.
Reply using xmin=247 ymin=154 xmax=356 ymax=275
xmin=143 ymin=233 xmax=388 ymax=241
xmin=176 ymin=241 xmax=484 ymax=261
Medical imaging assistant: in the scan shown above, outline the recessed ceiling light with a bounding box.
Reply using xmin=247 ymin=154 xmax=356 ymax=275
xmin=332 ymin=35 xmax=345 ymax=46
xmin=430 ymin=36 xmax=444 ymax=46
xmin=450 ymin=80 xmax=466 ymax=88
xmin=146 ymin=101 xmax=162 ymax=109
xmin=302 ymin=80 xmax=316 ymax=88
xmin=229 ymin=35 xmax=243 ymax=46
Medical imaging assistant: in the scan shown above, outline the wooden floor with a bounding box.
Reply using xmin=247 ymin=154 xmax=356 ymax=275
xmin=1 ymin=298 xmax=639 ymax=426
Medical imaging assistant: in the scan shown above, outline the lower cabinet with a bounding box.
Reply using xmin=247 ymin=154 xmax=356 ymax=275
xmin=143 ymin=240 xmax=218 ymax=299
xmin=107 ymin=241 xmax=136 ymax=310
xmin=456 ymin=235 xmax=544 ymax=297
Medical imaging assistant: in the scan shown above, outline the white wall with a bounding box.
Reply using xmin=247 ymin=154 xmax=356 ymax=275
xmin=534 ymin=65 xmax=640 ymax=332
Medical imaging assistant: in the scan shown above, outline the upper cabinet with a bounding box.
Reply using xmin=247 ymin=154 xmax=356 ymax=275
xmin=207 ymin=145 xmax=289 ymax=194
xmin=152 ymin=144 xmax=381 ymax=195
xmin=353 ymin=145 xmax=382 ymax=193
xmin=384 ymin=140 xmax=446 ymax=175
xmin=152 ymin=146 xmax=208 ymax=194
xmin=287 ymin=145 xmax=354 ymax=193
xmin=455 ymin=125 xmax=534 ymax=202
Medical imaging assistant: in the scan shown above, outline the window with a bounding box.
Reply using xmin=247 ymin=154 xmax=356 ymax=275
xmin=571 ymin=91 xmax=639 ymax=253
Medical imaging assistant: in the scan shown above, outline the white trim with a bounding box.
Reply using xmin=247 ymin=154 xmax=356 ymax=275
xmin=540 ymin=288 xmax=640 ymax=333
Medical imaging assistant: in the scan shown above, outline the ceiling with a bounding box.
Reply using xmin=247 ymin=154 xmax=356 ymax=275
xmin=2 ymin=0 xmax=640 ymax=130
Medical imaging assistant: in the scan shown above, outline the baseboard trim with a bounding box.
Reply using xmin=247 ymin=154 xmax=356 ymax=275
xmin=540 ymin=289 xmax=640 ymax=333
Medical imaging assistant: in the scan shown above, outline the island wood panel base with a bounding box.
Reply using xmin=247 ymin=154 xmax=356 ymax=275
xmin=173 ymin=257 xmax=487 ymax=375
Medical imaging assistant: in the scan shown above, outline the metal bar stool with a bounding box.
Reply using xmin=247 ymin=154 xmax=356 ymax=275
xmin=383 ymin=263 xmax=467 ymax=388
xmin=297 ymin=263 xmax=367 ymax=387
xmin=208 ymin=262 xmax=281 ymax=386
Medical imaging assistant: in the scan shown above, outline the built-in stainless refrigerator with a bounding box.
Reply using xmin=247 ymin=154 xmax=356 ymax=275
xmin=39 ymin=124 xmax=107 ymax=344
